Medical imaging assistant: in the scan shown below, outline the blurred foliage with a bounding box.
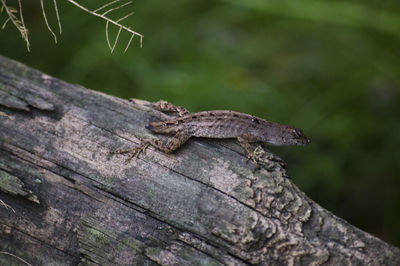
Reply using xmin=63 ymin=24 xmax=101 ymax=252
xmin=1 ymin=0 xmax=400 ymax=246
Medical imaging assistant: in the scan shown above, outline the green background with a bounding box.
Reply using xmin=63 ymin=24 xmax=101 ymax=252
xmin=1 ymin=0 xmax=400 ymax=246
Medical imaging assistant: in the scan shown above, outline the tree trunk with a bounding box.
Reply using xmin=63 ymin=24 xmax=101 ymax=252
xmin=0 ymin=55 xmax=399 ymax=265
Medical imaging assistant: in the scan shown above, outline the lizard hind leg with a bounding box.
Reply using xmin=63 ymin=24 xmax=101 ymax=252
xmin=112 ymin=131 xmax=192 ymax=162
xmin=147 ymin=131 xmax=191 ymax=153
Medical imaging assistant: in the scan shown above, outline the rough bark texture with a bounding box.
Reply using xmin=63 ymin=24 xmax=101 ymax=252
xmin=0 ymin=55 xmax=399 ymax=266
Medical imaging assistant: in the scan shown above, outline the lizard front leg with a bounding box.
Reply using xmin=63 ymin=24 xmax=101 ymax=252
xmin=238 ymin=134 xmax=286 ymax=167
xmin=237 ymin=134 xmax=265 ymax=164
xmin=144 ymin=131 xmax=191 ymax=153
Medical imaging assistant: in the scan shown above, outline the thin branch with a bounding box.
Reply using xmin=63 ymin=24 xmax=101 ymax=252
xmin=1 ymin=0 xmax=142 ymax=51
xmin=40 ymin=0 xmax=57 ymax=43
xmin=113 ymin=25 xmax=122 ymax=52
xmin=1 ymin=17 xmax=10 ymax=28
xmin=0 ymin=199 xmax=15 ymax=213
xmin=117 ymin=11 xmax=134 ymax=23
xmin=66 ymin=0 xmax=143 ymax=49
xmin=53 ymin=0 xmax=62 ymax=34
xmin=18 ymin=0 xmax=26 ymax=34
xmin=106 ymin=20 xmax=123 ymax=53
xmin=93 ymin=0 xmax=120 ymax=13
xmin=0 ymin=0 xmax=30 ymax=51
xmin=123 ymin=31 xmax=135 ymax=53
xmin=0 ymin=252 xmax=32 ymax=266
xmin=106 ymin=21 xmax=111 ymax=50
xmin=102 ymin=1 xmax=131 ymax=16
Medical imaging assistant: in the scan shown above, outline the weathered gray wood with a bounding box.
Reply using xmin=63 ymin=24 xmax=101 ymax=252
xmin=0 ymin=54 xmax=399 ymax=265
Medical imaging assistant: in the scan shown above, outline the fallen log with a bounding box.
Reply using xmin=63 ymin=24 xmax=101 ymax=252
xmin=0 ymin=55 xmax=399 ymax=265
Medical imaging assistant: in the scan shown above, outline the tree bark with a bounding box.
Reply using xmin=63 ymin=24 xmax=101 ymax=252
xmin=0 ymin=54 xmax=399 ymax=265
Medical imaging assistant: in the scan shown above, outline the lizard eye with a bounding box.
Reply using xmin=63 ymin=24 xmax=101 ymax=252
xmin=293 ymin=128 xmax=302 ymax=138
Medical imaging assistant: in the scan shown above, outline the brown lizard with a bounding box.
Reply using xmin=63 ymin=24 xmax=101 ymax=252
xmin=113 ymin=100 xmax=310 ymax=162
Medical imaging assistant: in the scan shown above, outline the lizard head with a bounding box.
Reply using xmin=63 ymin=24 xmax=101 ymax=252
xmin=280 ymin=127 xmax=310 ymax=146
xmin=264 ymin=125 xmax=310 ymax=146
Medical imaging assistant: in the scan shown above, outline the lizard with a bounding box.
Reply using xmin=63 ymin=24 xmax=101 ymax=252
xmin=112 ymin=100 xmax=310 ymax=163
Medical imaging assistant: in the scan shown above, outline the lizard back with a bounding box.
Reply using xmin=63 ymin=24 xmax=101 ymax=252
xmin=146 ymin=110 xmax=309 ymax=146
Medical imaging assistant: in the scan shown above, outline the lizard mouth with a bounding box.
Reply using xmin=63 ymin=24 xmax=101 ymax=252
xmin=302 ymin=138 xmax=311 ymax=145
xmin=294 ymin=136 xmax=310 ymax=146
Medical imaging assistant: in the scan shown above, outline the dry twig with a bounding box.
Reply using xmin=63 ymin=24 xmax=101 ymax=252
xmin=0 ymin=199 xmax=15 ymax=213
xmin=0 ymin=251 xmax=32 ymax=266
xmin=0 ymin=0 xmax=29 ymax=50
xmin=0 ymin=0 xmax=142 ymax=51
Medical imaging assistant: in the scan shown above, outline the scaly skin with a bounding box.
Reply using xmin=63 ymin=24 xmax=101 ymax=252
xmin=112 ymin=100 xmax=310 ymax=163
